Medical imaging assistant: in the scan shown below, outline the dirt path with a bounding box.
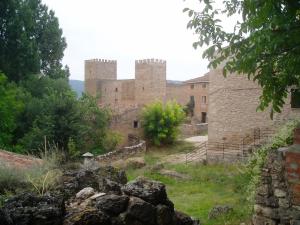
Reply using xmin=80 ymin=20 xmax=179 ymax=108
xmin=163 ymin=136 xmax=208 ymax=164
xmin=0 ymin=150 xmax=42 ymax=169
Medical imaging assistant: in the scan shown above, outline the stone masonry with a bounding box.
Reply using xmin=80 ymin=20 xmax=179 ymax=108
xmin=208 ymin=66 xmax=300 ymax=157
xmin=85 ymin=58 xmax=209 ymax=144
xmin=253 ymin=134 xmax=300 ymax=225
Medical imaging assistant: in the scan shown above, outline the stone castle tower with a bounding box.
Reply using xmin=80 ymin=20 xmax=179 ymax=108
xmin=84 ymin=59 xmax=117 ymax=96
xmin=135 ymin=59 xmax=166 ymax=105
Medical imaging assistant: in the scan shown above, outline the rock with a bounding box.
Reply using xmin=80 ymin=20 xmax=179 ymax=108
xmin=149 ymin=163 xmax=164 ymax=172
xmin=76 ymin=187 xmax=95 ymax=200
xmin=0 ymin=209 xmax=12 ymax=225
xmin=175 ymin=211 xmax=194 ymax=225
xmin=61 ymin=166 xmax=127 ymax=199
xmin=156 ymin=204 xmax=174 ymax=225
xmin=274 ymin=189 xmax=286 ymax=198
xmin=89 ymin=193 xmax=106 ymax=200
xmin=95 ymin=194 xmax=129 ymax=216
xmin=208 ymin=205 xmax=233 ymax=219
xmin=253 ymin=204 xmax=279 ymax=219
xmin=252 ymin=215 xmax=277 ymax=225
xmin=125 ymin=157 xmax=146 ymax=169
xmin=159 ymin=169 xmax=191 ymax=180
xmin=126 ymin=196 xmax=157 ymax=225
xmin=122 ymin=177 xmax=167 ymax=205
xmin=99 ymin=178 xmax=122 ymax=195
xmin=3 ymin=193 xmax=65 ymax=225
xmin=64 ymin=207 xmax=110 ymax=225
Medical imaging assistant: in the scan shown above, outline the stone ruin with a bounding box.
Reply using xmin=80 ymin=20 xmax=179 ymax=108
xmin=0 ymin=166 xmax=199 ymax=225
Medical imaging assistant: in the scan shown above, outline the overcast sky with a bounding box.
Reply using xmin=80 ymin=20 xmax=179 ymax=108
xmin=42 ymin=0 xmax=209 ymax=81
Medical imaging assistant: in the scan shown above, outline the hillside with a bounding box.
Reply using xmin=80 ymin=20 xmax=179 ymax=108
xmin=69 ymin=80 xmax=84 ymax=97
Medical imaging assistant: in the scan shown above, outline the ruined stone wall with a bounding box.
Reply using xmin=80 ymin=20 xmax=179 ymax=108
xmin=135 ymin=59 xmax=166 ymax=106
xmin=208 ymin=68 xmax=300 ymax=146
xmin=253 ymin=146 xmax=300 ymax=225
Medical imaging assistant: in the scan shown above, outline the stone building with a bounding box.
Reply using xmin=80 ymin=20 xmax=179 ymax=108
xmin=85 ymin=58 xmax=209 ymax=144
xmin=207 ymin=65 xmax=300 ymax=157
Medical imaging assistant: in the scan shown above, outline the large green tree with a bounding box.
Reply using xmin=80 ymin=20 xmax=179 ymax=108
xmin=0 ymin=0 xmax=67 ymax=81
xmin=185 ymin=0 xmax=300 ymax=114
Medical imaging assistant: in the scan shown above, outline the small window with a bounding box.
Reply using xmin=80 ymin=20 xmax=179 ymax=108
xmin=115 ymin=87 xmax=118 ymax=92
xmin=142 ymin=87 xmax=144 ymax=91
xmin=202 ymin=83 xmax=206 ymax=88
xmin=291 ymin=89 xmax=300 ymax=108
xmin=201 ymin=96 xmax=207 ymax=104
xmin=190 ymin=96 xmax=195 ymax=102
xmin=104 ymin=88 xmax=106 ymax=92
xmin=115 ymin=98 xmax=118 ymax=103
xmin=190 ymin=84 xmax=194 ymax=89
xmin=133 ymin=120 xmax=139 ymax=128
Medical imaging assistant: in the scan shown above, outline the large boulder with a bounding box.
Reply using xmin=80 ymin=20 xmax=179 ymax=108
xmin=3 ymin=193 xmax=65 ymax=225
xmin=121 ymin=177 xmax=167 ymax=205
xmin=64 ymin=207 xmax=110 ymax=225
xmin=126 ymin=196 xmax=157 ymax=225
xmin=95 ymin=194 xmax=129 ymax=216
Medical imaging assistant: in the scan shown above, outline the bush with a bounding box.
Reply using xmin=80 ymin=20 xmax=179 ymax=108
xmin=142 ymin=101 xmax=185 ymax=146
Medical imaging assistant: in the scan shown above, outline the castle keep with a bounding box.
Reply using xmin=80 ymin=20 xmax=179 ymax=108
xmin=85 ymin=58 xmax=209 ymax=143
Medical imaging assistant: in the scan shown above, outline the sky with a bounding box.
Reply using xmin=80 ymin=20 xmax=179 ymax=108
xmin=42 ymin=0 xmax=209 ymax=81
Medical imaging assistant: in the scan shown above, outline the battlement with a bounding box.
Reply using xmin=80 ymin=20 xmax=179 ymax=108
xmin=85 ymin=59 xmax=117 ymax=64
xmin=135 ymin=59 xmax=166 ymax=65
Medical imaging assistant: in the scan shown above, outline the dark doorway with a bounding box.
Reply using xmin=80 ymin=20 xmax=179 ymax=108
xmin=201 ymin=112 xmax=207 ymax=123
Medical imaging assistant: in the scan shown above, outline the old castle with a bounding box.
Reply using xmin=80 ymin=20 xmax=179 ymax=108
xmin=85 ymin=58 xmax=209 ymax=143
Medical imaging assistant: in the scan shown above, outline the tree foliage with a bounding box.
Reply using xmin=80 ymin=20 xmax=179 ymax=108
xmin=0 ymin=0 xmax=67 ymax=81
xmin=0 ymin=73 xmax=24 ymax=147
xmin=13 ymin=76 xmax=114 ymax=156
xmin=142 ymin=101 xmax=185 ymax=146
xmin=184 ymin=0 xmax=300 ymax=114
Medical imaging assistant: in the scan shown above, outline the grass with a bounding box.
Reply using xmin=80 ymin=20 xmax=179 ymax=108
xmin=126 ymin=141 xmax=252 ymax=225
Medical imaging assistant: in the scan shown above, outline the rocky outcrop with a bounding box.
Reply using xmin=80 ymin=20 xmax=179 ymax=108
xmin=64 ymin=177 xmax=199 ymax=225
xmin=1 ymin=167 xmax=199 ymax=225
xmin=1 ymin=193 xmax=65 ymax=225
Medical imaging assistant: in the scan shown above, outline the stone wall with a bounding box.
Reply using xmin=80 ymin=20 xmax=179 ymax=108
xmin=97 ymin=140 xmax=146 ymax=164
xmin=135 ymin=59 xmax=166 ymax=106
xmin=253 ymin=145 xmax=300 ymax=225
xmin=166 ymin=80 xmax=208 ymax=122
xmin=208 ymin=67 xmax=300 ymax=148
xmin=85 ymin=59 xmax=117 ymax=96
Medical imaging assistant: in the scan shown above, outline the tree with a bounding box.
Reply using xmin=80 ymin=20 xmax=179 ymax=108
xmin=0 ymin=0 xmax=67 ymax=82
xmin=0 ymin=73 xmax=24 ymax=148
xmin=184 ymin=0 xmax=300 ymax=115
xmin=142 ymin=101 xmax=185 ymax=146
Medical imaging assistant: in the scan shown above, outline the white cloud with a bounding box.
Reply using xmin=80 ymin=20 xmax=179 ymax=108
xmin=42 ymin=0 xmax=209 ymax=80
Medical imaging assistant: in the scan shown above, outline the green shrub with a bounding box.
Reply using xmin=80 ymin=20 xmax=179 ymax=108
xmin=244 ymin=120 xmax=300 ymax=203
xmin=142 ymin=101 xmax=185 ymax=146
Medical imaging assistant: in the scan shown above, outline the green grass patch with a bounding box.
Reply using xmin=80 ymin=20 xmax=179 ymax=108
xmin=126 ymin=142 xmax=252 ymax=225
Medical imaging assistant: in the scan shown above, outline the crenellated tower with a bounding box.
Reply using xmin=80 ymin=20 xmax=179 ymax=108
xmin=84 ymin=59 xmax=117 ymax=96
xmin=134 ymin=59 xmax=166 ymax=105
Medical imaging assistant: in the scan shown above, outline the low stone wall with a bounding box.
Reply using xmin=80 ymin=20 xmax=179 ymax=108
xmin=180 ymin=123 xmax=208 ymax=137
xmin=97 ymin=141 xmax=146 ymax=164
xmin=253 ymin=146 xmax=300 ymax=225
